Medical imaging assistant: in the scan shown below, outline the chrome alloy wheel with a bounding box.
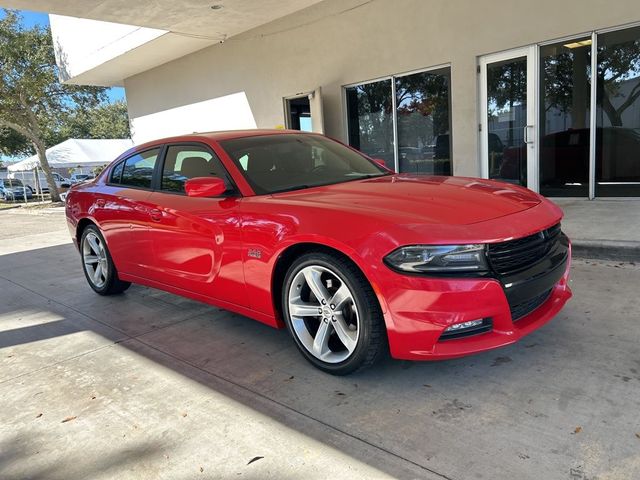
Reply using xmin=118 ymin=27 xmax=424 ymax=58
xmin=287 ymin=265 xmax=360 ymax=363
xmin=82 ymin=231 xmax=108 ymax=289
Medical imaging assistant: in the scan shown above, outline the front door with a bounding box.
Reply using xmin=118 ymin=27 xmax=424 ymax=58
xmin=480 ymin=47 xmax=537 ymax=190
xmin=144 ymin=143 xmax=246 ymax=305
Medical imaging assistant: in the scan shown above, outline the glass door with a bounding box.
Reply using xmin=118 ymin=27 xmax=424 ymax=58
xmin=480 ymin=47 xmax=537 ymax=189
xmin=595 ymin=26 xmax=640 ymax=196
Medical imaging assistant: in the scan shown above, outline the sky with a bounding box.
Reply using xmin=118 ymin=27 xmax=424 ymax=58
xmin=0 ymin=8 xmax=126 ymax=103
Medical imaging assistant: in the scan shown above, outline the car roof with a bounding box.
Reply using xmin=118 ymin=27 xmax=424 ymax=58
xmin=131 ymin=129 xmax=318 ymax=152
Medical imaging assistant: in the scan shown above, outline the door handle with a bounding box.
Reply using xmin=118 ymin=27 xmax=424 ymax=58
xmin=149 ymin=208 xmax=162 ymax=222
xmin=96 ymin=198 xmax=105 ymax=208
xmin=523 ymin=125 xmax=535 ymax=145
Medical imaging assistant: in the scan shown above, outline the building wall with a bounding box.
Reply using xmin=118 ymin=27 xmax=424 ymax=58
xmin=124 ymin=0 xmax=640 ymax=176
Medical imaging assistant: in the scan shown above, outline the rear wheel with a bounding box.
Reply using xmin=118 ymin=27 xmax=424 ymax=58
xmin=81 ymin=225 xmax=131 ymax=295
xmin=282 ymin=251 xmax=386 ymax=375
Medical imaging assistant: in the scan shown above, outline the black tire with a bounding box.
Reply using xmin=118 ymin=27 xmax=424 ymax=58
xmin=80 ymin=224 xmax=131 ymax=295
xmin=282 ymin=251 xmax=386 ymax=375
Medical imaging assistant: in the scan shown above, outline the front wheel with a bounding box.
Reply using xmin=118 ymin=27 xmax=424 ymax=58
xmin=282 ymin=251 xmax=386 ymax=375
xmin=80 ymin=225 xmax=131 ymax=295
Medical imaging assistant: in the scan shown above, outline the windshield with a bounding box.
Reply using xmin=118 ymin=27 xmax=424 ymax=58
xmin=2 ymin=179 xmax=23 ymax=187
xmin=219 ymin=134 xmax=389 ymax=195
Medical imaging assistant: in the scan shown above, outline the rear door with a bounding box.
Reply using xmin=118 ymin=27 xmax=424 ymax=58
xmin=144 ymin=143 xmax=246 ymax=304
xmin=95 ymin=148 xmax=161 ymax=277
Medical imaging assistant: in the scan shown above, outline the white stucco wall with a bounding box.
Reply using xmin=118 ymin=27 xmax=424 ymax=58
xmin=123 ymin=0 xmax=640 ymax=175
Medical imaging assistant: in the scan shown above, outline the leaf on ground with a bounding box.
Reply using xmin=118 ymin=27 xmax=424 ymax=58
xmin=61 ymin=416 xmax=77 ymax=423
xmin=200 ymin=467 xmax=204 ymax=473
xmin=572 ymin=426 xmax=582 ymax=434
xmin=423 ymin=384 xmax=432 ymax=388
xmin=247 ymin=456 xmax=264 ymax=466
xmin=636 ymin=433 xmax=640 ymax=439
xmin=182 ymin=413 xmax=188 ymax=417
xmin=36 ymin=413 xmax=43 ymax=418
xmin=284 ymin=376 xmax=294 ymax=381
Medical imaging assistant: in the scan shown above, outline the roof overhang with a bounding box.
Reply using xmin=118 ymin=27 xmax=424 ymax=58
xmin=2 ymin=0 xmax=326 ymax=86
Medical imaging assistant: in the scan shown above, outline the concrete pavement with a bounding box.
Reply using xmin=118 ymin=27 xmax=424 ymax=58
xmin=552 ymin=198 xmax=640 ymax=261
xmin=1 ymin=211 xmax=640 ymax=480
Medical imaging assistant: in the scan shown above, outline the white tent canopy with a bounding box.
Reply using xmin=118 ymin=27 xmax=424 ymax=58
xmin=7 ymin=138 xmax=134 ymax=172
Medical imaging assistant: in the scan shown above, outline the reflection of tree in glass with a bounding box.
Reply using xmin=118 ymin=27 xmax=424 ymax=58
xmin=597 ymin=35 xmax=640 ymax=127
xmin=541 ymin=33 xmax=640 ymax=128
xmin=354 ymin=81 xmax=393 ymax=154
xmin=396 ymin=72 xmax=450 ymax=148
xmin=486 ymin=58 xmax=526 ymax=146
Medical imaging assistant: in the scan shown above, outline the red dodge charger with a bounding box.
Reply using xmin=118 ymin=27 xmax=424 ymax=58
xmin=66 ymin=130 xmax=572 ymax=375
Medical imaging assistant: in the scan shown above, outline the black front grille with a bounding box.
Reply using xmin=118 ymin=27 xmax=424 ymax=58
xmin=487 ymin=223 xmax=562 ymax=275
xmin=510 ymin=288 xmax=552 ymax=321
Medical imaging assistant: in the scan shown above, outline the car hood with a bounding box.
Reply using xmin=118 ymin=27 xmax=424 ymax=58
xmin=271 ymin=175 xmax=542 ymax=225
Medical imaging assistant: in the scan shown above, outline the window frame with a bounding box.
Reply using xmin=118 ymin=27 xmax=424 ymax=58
xmin=156 ymin=141 xmax=240 ymax=197
xmin=342 ymin=63 xmax=453 ymax=174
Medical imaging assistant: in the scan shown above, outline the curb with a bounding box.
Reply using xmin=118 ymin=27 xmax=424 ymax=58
xmin=571 ymin=239 xmax=640 ymax=263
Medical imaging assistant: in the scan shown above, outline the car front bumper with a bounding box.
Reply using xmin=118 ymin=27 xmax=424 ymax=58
xmin=379 ymin=240 xmax=572 ymax=361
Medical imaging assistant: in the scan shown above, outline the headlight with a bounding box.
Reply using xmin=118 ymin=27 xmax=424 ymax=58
xmin=384 ymin=244 xmax=488 ymax=273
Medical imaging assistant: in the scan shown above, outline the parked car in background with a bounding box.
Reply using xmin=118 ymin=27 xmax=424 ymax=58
xmin=70 ymin=173 xmax=95 ymax=184
xmin=7 ymin=171 xmax=70 ymax=194
xmin=0 ymin=178 xmax=33 ymax=201
xmin=66 ymin=130 xmax=572 ymax=375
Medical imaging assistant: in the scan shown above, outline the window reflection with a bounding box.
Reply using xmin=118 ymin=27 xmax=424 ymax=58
xmin=396 ymin=68 xmax=452 ymax=175
xmin=486 ymin=57 xmax=527 ymax=186
xmin=596 ymin=26 xmax=640 ymax=196
xmin=346 ymin=80 xmax=395 ymax=170
xmin=539 ymin=39 xmax=591 ymax=196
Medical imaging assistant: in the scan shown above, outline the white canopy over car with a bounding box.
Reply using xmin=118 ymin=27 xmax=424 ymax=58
xmin=7 ymin=138 xmax=133 ymax=172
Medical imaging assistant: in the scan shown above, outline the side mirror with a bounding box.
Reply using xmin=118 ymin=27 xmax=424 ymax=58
xmin=372 ymin=158 xmax=394 ymax=173
xmin=185 ymin=177 xmax=227 ymax=197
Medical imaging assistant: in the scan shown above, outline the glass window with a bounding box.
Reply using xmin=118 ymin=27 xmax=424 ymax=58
xmin=596 ymin=26 xmax=640 ymax=196
xmin=396 ymin=67 xmax=452 ymax=175
xmin=161 ymin=145 xmax=230 ymax=193
xmin=121 ymin=149 xmax=160 ymax=189
xmin=486 ymin=57 xmax=527 ymax=185
xmin=539 ymin=39 xmax=592 ymax=196
xmin=220 ymin=134 xmax=388 ymax=195
xmin=110 ymin=161 xmax=124 ymax=184
xmin=345 ymin=79 xmax=395 ymax=170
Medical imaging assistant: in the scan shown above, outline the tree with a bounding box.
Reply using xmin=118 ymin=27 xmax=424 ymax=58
xmin=58 ymin=101 xmax=131 ymax=140
xmin=0 ymin=10 xmax=108 ymax=202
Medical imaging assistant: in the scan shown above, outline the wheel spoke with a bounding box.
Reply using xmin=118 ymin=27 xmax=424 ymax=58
xmin=329 ymin=284 xmax=351 ymax=310
xmin=84 ymin=255 xmax=99 ymax=265
xmin=93 ymin=263 xmax=103 ymax=284
xmin=303 ymin=268 xmax=330 ymax=304
xmin=332 ymin=314 xmax=357 ymax=353
xmin=87 ymin=235 xmax=101 ymax=255
xmin=289 ymin=302 xmax=321 ymax=317
xmin=312 ymin=320 xmax=331 ymax=358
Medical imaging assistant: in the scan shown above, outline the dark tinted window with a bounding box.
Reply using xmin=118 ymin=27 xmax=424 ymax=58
xmin=110 ymin=161 xmax=124 ymax=183
xmin=161 ymin=145 xmax=230 ymax=193
xmin=220 ymin=134 xmax=388 ymax=195
xmin=121 ymin=149 xmax=160 ymax=189
xmin=396 ymin=67 xmax=452 ymax=175
xmin=345 ymin=79 xmax=394 ymax=170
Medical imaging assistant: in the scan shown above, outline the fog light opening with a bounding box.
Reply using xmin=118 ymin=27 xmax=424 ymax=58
xmin=440 ymin=318 xmax=493 ymax=340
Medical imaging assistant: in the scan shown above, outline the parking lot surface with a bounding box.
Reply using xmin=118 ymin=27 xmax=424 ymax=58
xmin=1 ymin=210 xmax=639 ymax=480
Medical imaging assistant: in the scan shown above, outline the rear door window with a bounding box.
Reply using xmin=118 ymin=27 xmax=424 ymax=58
xmin=120 ymin=149 xmax=160 ymax=189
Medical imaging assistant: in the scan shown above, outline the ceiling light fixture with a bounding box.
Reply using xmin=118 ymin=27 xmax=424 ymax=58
xmin=563 ymin=39 xmax=592 ymax=49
